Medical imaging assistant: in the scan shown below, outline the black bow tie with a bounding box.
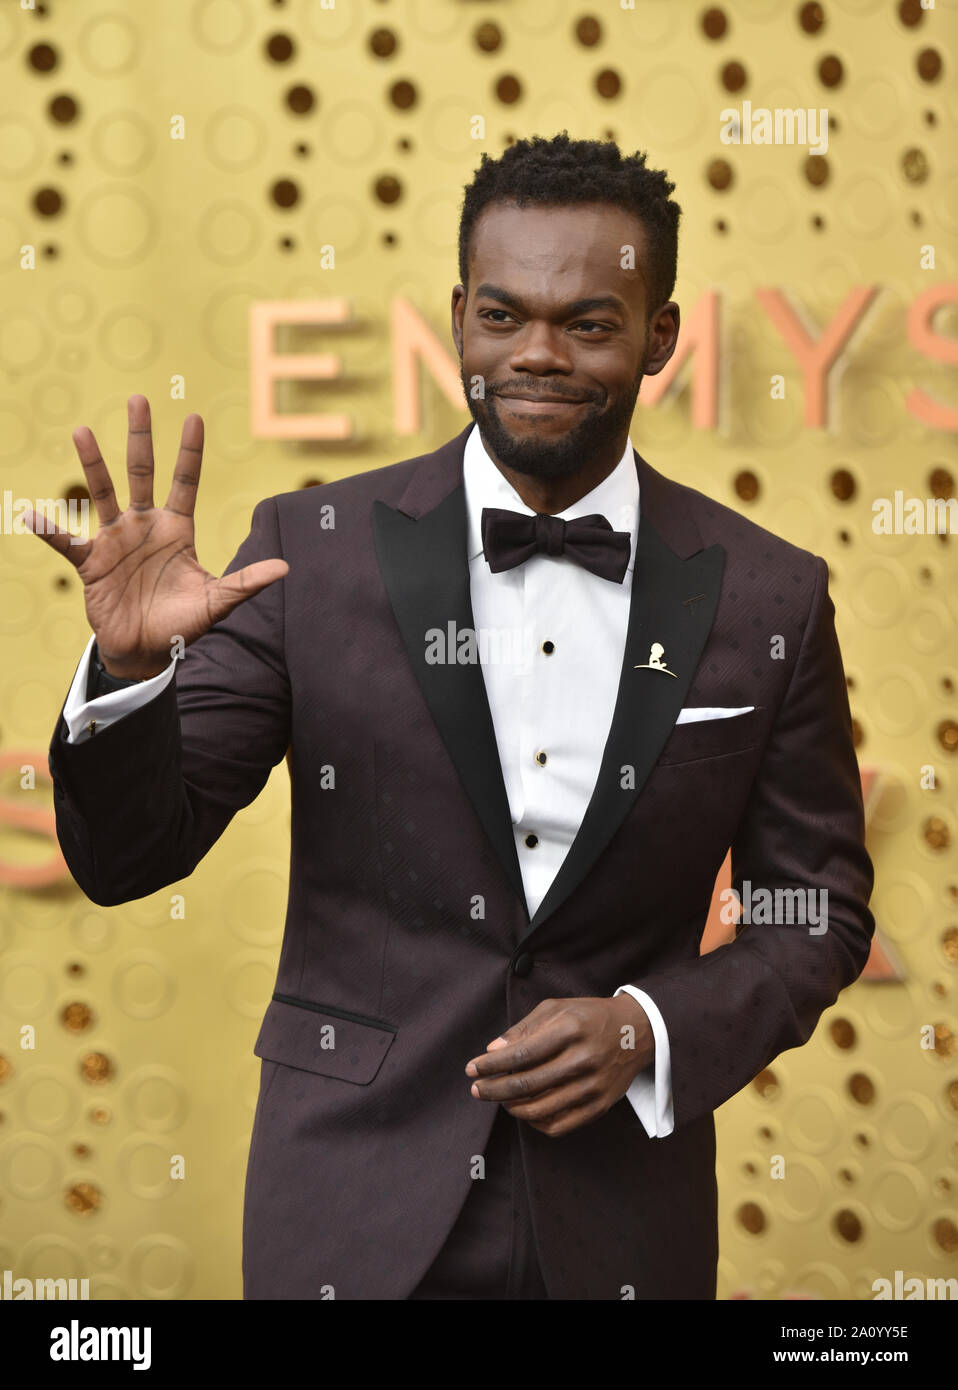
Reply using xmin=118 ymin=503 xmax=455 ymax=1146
xmin=480 ymin=507 xmax=631 ymax=584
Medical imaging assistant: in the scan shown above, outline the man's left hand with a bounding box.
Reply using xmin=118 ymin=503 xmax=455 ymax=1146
xmin=464 ymin=996 xmax=655 ymax=1138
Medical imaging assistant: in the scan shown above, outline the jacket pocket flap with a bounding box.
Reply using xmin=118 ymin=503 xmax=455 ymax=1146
xmin=253 ymin=994 xmax=396 ymax=1085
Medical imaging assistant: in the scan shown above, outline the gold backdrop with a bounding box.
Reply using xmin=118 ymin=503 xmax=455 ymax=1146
xmin=0 ymin=0 xmax=956 ymax=1300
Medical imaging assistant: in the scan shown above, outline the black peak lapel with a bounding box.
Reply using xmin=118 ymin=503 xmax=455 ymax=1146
xmin=523 ymin=512 xmax=726 ymax=940
xmin=371 ymin=431 xmax=726 ymax=938
xmin=372 ymin=484 xmax=528 ymax=913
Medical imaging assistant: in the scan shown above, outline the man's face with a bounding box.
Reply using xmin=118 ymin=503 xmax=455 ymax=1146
xmin=451 ymin=200 xmax=678 ymax=479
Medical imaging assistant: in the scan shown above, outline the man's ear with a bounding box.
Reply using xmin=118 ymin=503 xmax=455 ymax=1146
xmin=451 ymin=283 xmax=466 ymax=358
xmin=643 ymin=302 xmax=681 ymax=377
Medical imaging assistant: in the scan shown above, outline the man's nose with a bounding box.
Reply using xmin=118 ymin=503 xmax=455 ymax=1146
xmin=507 ymin=322 xmax=575 ymax=375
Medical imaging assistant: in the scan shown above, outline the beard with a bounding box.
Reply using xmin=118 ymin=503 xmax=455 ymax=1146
xmin=459 ymin=357 xmax=647 ymax=480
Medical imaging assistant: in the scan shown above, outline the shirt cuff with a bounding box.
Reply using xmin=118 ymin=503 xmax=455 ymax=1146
xmin=63 ymin=634 xmax=178 ymax=745
xmin=614 ymin=984 xmax=675 ymax=1138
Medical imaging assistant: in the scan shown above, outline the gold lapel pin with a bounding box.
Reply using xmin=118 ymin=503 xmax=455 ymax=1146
xmin=634 ymin=642 xmax=677 ymax=678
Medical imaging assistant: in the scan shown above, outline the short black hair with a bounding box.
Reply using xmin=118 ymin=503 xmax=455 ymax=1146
xmin=457 ymin=132 xmax=682 ymax=318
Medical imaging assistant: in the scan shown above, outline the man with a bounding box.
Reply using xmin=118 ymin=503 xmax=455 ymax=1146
xmin=37 ymin=133 xmax=874 ymax=1300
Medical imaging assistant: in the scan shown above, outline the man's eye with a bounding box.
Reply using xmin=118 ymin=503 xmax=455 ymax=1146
xmin=478 ymin=311 xmax=611 ymax=331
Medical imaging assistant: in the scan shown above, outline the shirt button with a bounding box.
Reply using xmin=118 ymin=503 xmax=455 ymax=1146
xmin=541 ymin=640 xmax=555 ymax=655
xmin=524 ymin=833 xmax=539 ymax=849
xmin=535 ymin=750 xmax=547 ymax=766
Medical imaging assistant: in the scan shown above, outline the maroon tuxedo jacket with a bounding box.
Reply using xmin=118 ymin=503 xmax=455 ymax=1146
xmin=48 ymin=424 xmax=874 ymax=1299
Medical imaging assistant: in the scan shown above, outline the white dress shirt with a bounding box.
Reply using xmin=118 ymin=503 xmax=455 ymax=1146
xmin=463 ymin=424 xmax=673 ymax=1138
xmin=61 ymin=422 xmax=675 ymax=1137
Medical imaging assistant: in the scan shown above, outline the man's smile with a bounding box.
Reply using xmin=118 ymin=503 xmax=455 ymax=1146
xmin=496 ymin=393 xmax=590 ymax=416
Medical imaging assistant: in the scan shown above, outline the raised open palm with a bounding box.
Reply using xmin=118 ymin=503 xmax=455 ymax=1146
xmin=26 ymin=395 xmax=288 ymax=679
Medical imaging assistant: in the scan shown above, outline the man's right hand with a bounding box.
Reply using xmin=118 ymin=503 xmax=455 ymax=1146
xmin=25 ymin=394 xmax=289 ymax=679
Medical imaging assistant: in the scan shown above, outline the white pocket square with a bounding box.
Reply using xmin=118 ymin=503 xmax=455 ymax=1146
xmin=675 ymin=706 xmax=755 ymax=724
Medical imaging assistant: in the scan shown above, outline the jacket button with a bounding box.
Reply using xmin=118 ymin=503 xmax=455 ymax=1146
xmin=513 ymin=953 xmax=533 ymax=978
